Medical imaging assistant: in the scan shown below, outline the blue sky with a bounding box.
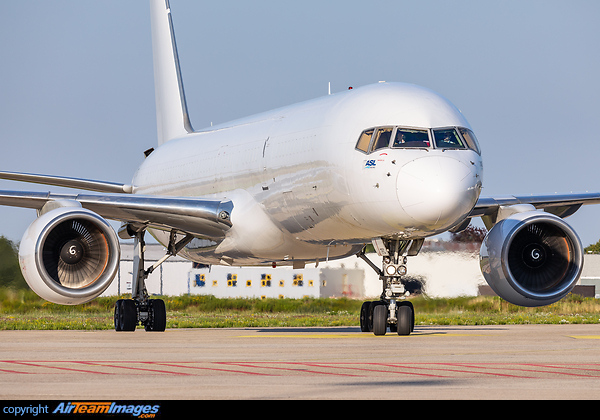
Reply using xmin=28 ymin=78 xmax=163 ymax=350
xmin=1 ymin=1 xmax=599 ymax=246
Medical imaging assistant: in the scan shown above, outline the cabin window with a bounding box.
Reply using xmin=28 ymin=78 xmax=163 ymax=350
xmin=432 ymin=128 xmax=465 ymax=149
xmin=392 ymin=128 xmax=430 ymax=148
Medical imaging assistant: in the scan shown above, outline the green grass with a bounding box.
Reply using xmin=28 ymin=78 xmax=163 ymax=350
xmin=1 ymin=288 xmax=599 ymax=330
xmin=412 ymin=294 xmax=600 ymax=326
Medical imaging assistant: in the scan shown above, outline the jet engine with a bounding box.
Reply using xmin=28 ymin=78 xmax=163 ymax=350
xmin=19 ymin=204 xmax=120 ymax=305
xmin=480 ymin=210 xmax=583 ymax=307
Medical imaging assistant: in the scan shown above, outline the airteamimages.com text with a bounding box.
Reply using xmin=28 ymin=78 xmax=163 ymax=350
xmin=2 ymin=401 xmax=162 ymax=418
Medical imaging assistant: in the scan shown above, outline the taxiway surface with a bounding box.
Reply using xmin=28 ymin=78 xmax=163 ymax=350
xmin=2 ymin=324 xmax=600 ymax=399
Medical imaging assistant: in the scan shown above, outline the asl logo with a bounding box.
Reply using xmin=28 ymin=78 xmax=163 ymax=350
xmin=364 ymin=159 xmax=376 ymax=169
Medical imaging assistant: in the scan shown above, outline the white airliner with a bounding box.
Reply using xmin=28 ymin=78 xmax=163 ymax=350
xmin=1 ymin=0 xmax=599 ymax=335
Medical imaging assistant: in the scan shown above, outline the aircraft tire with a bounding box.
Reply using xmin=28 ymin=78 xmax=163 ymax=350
xmin=145 ymin=299 xmax=166 ymax=332
xmin=398 ymin=300 xmax=415 ymax=332
xmin=113 ymin=299 xmax=123 ymax=331
xmin=396 ymin=305 xmax=412 ymax=336
xmin=360 ymin=301 xmax=371 ymax=332
xmin=115 ymin=299 xmax=137 ymax=332
xmin=372 ymin=304 xmax=387 ymax=336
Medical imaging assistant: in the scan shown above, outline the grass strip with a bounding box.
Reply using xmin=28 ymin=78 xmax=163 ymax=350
xmin=1 ymin=288 xmax=599 ymax=330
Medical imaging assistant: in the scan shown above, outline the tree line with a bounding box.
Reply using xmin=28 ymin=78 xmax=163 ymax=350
xmin=585 ymin=240 xmax=600 ymax=254
xmin=0 ymin=236 xmax=27 ymax=289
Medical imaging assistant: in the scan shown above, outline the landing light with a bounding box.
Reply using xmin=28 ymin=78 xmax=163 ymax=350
xmin=385 ymin=265 xmax=396 ymax=276
xmin=384 ymin=264 xmax=407 ymax=276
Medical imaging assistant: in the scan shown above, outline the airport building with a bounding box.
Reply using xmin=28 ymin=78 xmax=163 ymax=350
xmin=580 ymin=254 xmax=600 ymax=297
xmin=101 ymin=242 xmax=600 ymax=299
xmin=102 ymin=243 xmax=367 ymax=299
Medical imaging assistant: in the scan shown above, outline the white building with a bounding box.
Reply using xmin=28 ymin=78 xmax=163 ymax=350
xmin=102 ymin=243 xmax=367 ymax=299
xmin=580 ymin=254 xmax=600 ymax=298
xmin=102 ymin=242 xmax=600 ymax=299
xmin=103 ymin=243 xmax=191 ymax=297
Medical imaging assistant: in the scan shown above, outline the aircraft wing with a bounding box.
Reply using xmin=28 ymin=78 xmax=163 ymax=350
xmin=470 ymin=192 xmax=600 ymax=221
xmin=0 ymin=170 xmax=133 ymax=194
xmin=0 ymin=190 xmax=233 ymax=240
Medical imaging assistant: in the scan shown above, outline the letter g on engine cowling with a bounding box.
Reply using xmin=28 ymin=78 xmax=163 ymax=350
xmin=18 ymin=202 xmax=120 ymax=305
xmin=479 ymin=210 xmax=583 ymax=307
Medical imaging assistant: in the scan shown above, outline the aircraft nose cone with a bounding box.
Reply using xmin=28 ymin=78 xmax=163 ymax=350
xmin=396 ymin=156 xmax=479 ymax=226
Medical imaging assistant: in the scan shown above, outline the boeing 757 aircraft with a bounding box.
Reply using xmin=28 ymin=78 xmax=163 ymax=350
xmin=1 ymin=0 xmax=599 ymax=335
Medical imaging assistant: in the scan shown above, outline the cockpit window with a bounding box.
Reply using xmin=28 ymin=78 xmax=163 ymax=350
xmin=356 ymin=126 xmax=480 ymax=154
xmin=392 ymin=128 xmax=430 ymax=148
xmin=432 ymin=128 xmax=465 ymax=149
xmin=355 ymin=129 xmax=374 ymax=153
xmin=371 ymin=127 xmax=394 ymax=151
xmin=457 ymin=127 xmax=481 ymax=154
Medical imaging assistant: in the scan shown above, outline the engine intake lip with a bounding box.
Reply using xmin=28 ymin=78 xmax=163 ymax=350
xmin=33 ymin=209 xmax=120 ymax=300
xmin=501 ymin=214 xmax=582 ymax=301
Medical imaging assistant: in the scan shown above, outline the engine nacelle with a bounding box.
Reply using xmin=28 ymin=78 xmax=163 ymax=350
xmin=480 ymin=210 xmax=583 ymax=307
xmin=19 ymin=205 xmax=120 ymax=305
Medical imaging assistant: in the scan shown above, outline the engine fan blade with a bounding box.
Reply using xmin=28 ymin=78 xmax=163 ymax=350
xmin=43 ymin=219 xmax=109 ymax=289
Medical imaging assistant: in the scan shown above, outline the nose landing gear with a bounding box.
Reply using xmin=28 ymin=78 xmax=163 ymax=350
xmin=357 ymin=238 xmax=423 ymax=336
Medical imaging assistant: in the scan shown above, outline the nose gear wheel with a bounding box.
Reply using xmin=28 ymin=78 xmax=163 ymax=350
xmin=357 ymin=238 xmax=421 ymax=336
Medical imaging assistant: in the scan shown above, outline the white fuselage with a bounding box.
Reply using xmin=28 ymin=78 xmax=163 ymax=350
xmin=132 ymin=82 xmax=483 ymax=266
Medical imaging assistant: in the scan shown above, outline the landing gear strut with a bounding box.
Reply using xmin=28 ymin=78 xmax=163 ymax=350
xmin=357 ymin=238 xmax=423 ymax=336
xmin=114 ymin=228 xmax=192 ymax=332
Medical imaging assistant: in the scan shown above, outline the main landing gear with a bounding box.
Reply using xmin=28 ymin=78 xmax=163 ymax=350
xmin=357 ymin=238 xmax=423 ymax=336
xmin=114 ymin=228 xmax=192 ymax=332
